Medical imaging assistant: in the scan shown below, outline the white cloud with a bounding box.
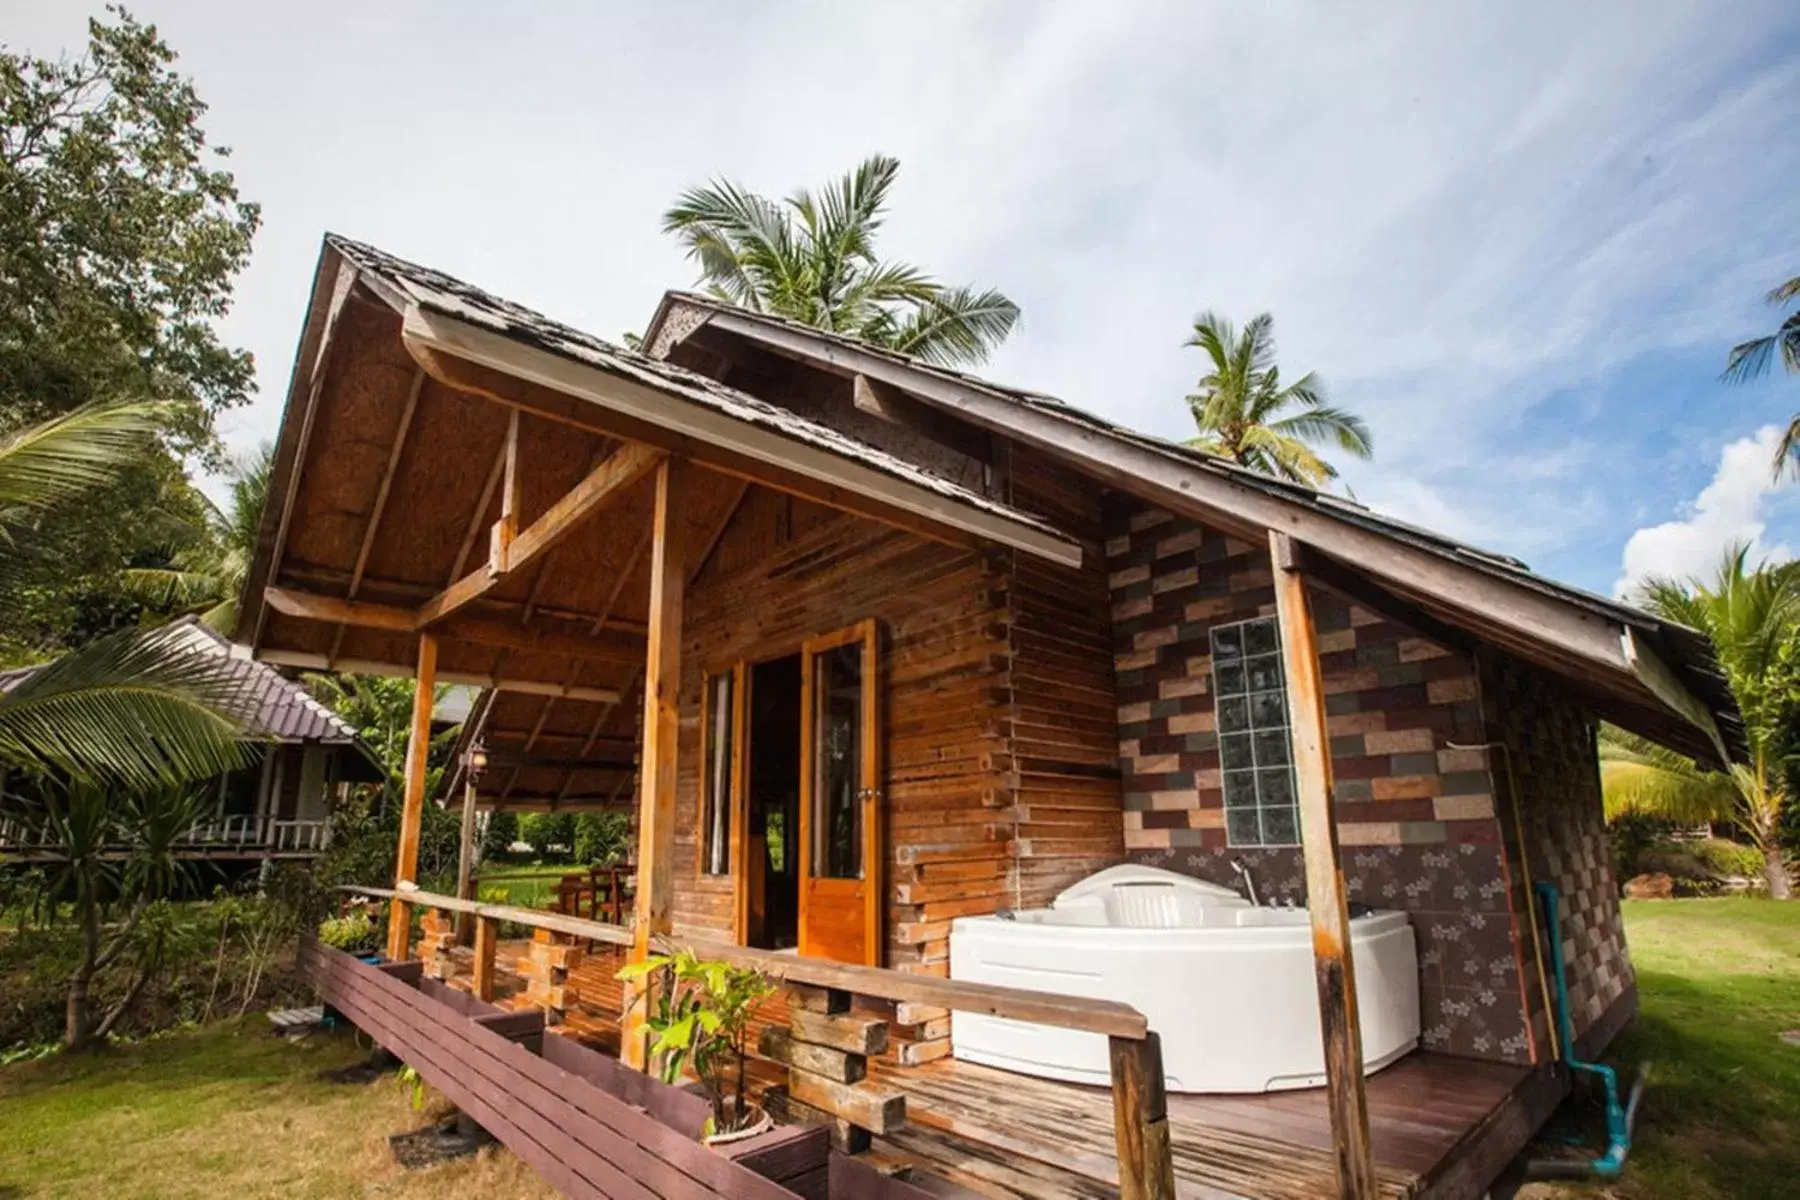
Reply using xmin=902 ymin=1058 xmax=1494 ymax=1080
xmin=5 ymin=0 xmax=1798 ymax=590
xmin=1614 ymin=425 xmax=1795 ymax=596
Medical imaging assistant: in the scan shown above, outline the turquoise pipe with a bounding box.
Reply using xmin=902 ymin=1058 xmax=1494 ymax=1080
xmin=1524 ymin=882 xmax=1647 ymax=1181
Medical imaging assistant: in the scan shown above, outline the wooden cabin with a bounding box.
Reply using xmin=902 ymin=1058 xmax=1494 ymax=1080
xmin=0 ymin=617 xmax=378 ymax=862
xmin=246 ymin=235 xmax=1742 ymax=1199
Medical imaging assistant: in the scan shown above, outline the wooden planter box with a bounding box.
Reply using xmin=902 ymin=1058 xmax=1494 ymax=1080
xmin=301 ymin=939 xmax=944 ymax=1200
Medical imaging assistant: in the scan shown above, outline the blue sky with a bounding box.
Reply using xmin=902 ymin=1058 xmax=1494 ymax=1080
xmin=8 ymin=1 xmax=1800 ymax=598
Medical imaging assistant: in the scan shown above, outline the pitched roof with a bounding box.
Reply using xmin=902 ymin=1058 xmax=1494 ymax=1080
xmin=646 ymin=292 xmax=1746 ymax=766
xmin=324 ymin=236 xmax=1076 ymax=563
xmin=0 ymin=618 xmax=362 ymax=745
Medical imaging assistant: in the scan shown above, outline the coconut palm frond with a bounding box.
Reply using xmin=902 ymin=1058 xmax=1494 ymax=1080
xmin=1597 ymin=727 xmax=1739 ymax=825
xmin=1266 ymin=404 xmax=1375 ymax=459
xmin=887 ymin=286 xmax=1021 ymax=368
xmin=0 ymin=625 xmax=257 ymax=791
xmin=116 ymin=567 xmax=221 ymax=610
xmin=1182 ymin=312 xmax=1370 ymax=484
xmin=661 ymin=159 xmax=1017 ymax=369
xmin=0 ymin=400 xmax=166 ymax=520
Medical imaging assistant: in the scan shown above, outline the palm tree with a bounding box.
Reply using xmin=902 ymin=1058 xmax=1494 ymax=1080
xmin=1602 ymin=545 xmax=1797 ymax=899
xmin=121 ymin=442 xmax=271 ymax=634
xmin=0 ymin=401 xmax=251 ymax=790
xmin=662 ymin=156 xmax=1019 ymax=368
xmin=1721 ymin=274 xmax=1800 ymax=478
xmin=1182 ymin=312 xmax=1372 ymax=487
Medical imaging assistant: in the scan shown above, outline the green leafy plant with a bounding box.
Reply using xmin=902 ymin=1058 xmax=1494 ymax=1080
xmin=396 ymin=1064 xmax=427 ymax=1111
xmin=617 ymin=949 xmax=776 ymax=1138
xmin=317 ymin=909 xmax=377 ymax=953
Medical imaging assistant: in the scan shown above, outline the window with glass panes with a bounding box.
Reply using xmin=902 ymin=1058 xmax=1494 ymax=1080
xmin=1209 ymin=617 xmax=1299 ymax=846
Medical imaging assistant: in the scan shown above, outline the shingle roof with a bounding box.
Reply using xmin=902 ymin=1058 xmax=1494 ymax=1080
xmin=649 ymin=291 xmax=1745 ymax=762
xmin=0 ymin=618 xmax=361 ymax=745
xmin=325 ymin=235 xmax=1069 ymax=546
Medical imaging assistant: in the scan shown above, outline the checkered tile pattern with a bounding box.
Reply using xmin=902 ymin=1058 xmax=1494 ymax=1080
xmin=1483 ymin=653 xmax=1633 ymax=1041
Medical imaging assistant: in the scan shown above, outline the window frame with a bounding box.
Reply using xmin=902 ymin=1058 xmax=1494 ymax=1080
xmin=697 ymin=663 xmax=745 ymax=879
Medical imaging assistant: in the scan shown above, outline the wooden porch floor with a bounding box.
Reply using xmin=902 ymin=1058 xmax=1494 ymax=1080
xmin=472 ymin=940 xmax=1559 ymax=1200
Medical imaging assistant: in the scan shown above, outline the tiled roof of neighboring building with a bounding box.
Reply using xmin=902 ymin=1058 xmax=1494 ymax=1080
xmin=0 ymin=618 xmax=361 ymax=745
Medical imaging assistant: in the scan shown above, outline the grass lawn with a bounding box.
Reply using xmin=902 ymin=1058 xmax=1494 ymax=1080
xmin=1533 ymin=897 xmax=1800 ymax=1199
xmin=0 ymin=1018 xmax=555 ymax=1200
xmin=470 ymin=861 xmax=586 ymax=911
xmin=2 ymin=898 xmax=1794 ymax=1198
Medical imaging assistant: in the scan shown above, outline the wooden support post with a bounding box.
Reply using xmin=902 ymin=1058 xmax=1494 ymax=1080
xmin=1109 ymin=1033 xmax=1176 ymax=1200
xmin=488 ymin=408 xmax=521 ymax=575
xmin=386 ymin=634 xmax=438 ymax=962
xmin=623 ymin=455 xmax=687 ymax=1070
xmin=454 ymin=776 xmax=480 ymax=943
xmin=472 ymin=914 xmax=497 ymax=1003
xmin=1269 ymin=531 xmax=1377 ymax=1199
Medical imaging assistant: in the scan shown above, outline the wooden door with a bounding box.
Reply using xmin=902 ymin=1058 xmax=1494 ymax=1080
xmin=797 ymin=619 xmax=881 ymax=965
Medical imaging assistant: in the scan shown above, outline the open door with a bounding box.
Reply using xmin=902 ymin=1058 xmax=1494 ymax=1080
xmin=797 ymin=619 xmax=881 ymax=965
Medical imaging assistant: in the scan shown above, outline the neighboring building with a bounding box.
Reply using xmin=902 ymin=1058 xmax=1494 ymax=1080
xmin=0 ymin=617 xmax=379 ymax=861
xmin=240 ymin=235 xmax=1744 ymax=1199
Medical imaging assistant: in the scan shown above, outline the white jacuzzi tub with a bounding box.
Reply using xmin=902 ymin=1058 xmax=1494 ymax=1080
xmin=949 ymin=865 xmax=1420 ymax=1093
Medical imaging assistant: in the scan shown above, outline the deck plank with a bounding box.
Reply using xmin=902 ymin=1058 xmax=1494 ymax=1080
xmin=484 ymin=939 xmax=1544 ymax=1200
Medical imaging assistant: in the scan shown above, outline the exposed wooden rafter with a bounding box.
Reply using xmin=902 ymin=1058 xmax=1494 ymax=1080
xmin=263 ymin=587 xmax=642 ymax=663
xmin=330 ymin=367 xmax=425 ymax=666
xmin=415 ymin=440 xmax=666 ymax=628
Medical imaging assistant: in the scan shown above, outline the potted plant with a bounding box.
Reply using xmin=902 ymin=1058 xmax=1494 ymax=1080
xmin=619 ymin=947 xmax=777 ymax=1143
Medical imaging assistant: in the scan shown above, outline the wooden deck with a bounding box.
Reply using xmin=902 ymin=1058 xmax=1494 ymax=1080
xmin=463 ymin=941 xmax=1562 ymax=1200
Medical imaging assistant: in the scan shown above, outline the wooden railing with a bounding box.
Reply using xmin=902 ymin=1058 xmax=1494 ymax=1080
xmin=342 ymin=884 xmax=1177 ymax=1199
xmin=0 ymin=814 xmax=331 ymax=854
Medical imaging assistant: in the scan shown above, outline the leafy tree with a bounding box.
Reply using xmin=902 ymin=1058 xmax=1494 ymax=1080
xmin=480 ymin=808 xmax=518 ymax=860
xmin=1720 ymin=274 xmax=1800 ymax=478
xmin=0 ymin=5 xmax=260 ymax=456
xmin=34 ymin=781 xmax=211 ymax=1048
xmin=573 ymin=811 xmax=630 ymax=866
xmin=306 ymin=674 xmax=462 ymax=894
xmin=1182 ymin=312 xmax=1372 ymax=487
xmin=518 ymin=811 xmax=574 ymax=860
xmin=663 ymin=155 xmax=1019 ymax=368
xmin=0 ymin=8 xmax=260 ymax=657
xmin=1602 ymin=546 xmax=1799 ymax=898
xmin=120 ymin=442 xmax=272 ymax=634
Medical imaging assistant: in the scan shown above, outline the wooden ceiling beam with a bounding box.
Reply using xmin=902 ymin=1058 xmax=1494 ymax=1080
xmin=253 ymin=649 xmax=620 ymax=705
xmin=264 ymin=586 xmax=643 ymax=664
xmin=414 ymin=440 xmax=666 ymax=628
xmin=274 ymin=563 xmax=650 ymax=635
xmin=853 ymin=373 xmax=992 ymax=465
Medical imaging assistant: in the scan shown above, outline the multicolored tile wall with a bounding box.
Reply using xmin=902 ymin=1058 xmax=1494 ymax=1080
xmin=1107 ymin=504 xmax=1538 ymax=1063
xmin=1482 ymin=652 xmax=1635 ymax=1050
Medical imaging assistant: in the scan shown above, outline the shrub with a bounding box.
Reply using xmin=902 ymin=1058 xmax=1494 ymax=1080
xmin=574 ymin=812 xmax=630 ymax=866
xmin=317 ymin=910 xmax=377 ymax=953
xmin=1688 ymin=838 xmax=1766 ymax=883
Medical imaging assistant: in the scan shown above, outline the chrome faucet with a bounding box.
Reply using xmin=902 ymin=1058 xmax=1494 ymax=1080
xmin=1230 ymin=857 xmax=1261 ymax=907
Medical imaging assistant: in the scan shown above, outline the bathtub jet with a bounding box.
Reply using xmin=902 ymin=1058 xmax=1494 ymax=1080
xmin=949 ymin=864 xmax=1421 ymax=1094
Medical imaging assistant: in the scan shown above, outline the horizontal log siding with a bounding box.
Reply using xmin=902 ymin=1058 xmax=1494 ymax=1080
xmin=678 ymin=494 xmax=1013 ymax=975
xmin=1003 ymin=448 xmax=1124 ymax=910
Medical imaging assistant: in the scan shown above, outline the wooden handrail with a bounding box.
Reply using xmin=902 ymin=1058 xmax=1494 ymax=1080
xmin=348 ymin=884 xmax=1147 ymax=1040
xmin=359 ymin=882 xmax=1173 ymax=1194
xmin=341 ymin=884 xmax=635 ymax=948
